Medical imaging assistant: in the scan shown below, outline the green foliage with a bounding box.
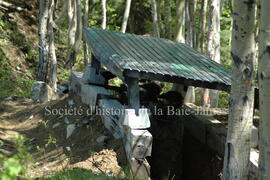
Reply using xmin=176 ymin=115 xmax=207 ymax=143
xmin=0 ymin=133 xmax=33 ymax=180
xmin=218 ymin=91 xmax=229 ymax=108
xmin=220 ymin=1 xmax=233 ymax=71
xmin=0 ymin=50 xmax=35 ymax=97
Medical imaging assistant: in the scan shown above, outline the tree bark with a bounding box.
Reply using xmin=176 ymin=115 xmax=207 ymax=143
xmin=258 ymin=0 xmax=270 ymax=179
xmin=222 ymin=0 xmax=256 ymax=179
xmin=37 ymin=0 xmax=50 ymax=81
xmin=121 ymin=0 xmax=132 ymax=33
xmin=150 ymin=0 xmax=160 ymax=38
xmin=157 ymin=0 xmax=164 ymax=37
xmin=68 ymin=0 xmax=76 ymax=47
xmin=172 ymin=0 xmax=186 ymax=97
xmin=55 ymin=0 xmax=68 ymax=24
xmin=47 ymin=0 xmax=57 ymax=92
xmin=207 ymin=0 xmax=220 ymax=107
xmin=199 ymin=0 xmax=208 ymax=53
xmin=101 ymin=0 xmax=106 ymax=29
xmin=83 ymin=0 xmax=90 ymax=66
xmin=184 ymin=0 xmax=195 ymax=103
xmin=75 ymin=0 xmax=82 ymax=56
xmin=175 ymin=0 xmax=185 ymax=43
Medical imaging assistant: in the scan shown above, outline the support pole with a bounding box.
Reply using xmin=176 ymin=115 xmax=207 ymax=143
xmin=91 ymin=54 xmax=101 ymax=74
xmin=126 ymin=77 xmax=140 ymax=110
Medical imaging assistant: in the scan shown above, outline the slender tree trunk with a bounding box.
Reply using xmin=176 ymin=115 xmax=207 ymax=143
xmin=172 ymin=0 xmax=186 ymax=95
xmin=184 ymin=0 xmax=195 ymax=103
xmin=47 ymin=0 xmax=57 ymax=92
xmin=200 ymin=0 xmax=209 ymax=106
xmin=164 ymin=0 xmax=171 ymax=39
xmin=55 ymin=0 xmax=68 ymax=24
xmin=83 ymin=0 xmax=90 ymax=66
xmin=68 ymin=0 xmax=76 ymax=47
xmin=207 ymin=0 xmax=220 ymax=107
xmin=101 ymin=0 xmax=106 ymax=29
xmin=37 ymin=0 xmax=50 ymax=81
xmin=121 ymin=0 xmax=132 ymax=33
xmin=199 ymin=0 xmax=208 ymax=53
xmin=74 ymin=0 xmax=82 ymax=59
xmin=222 ymin=0 xmax=256 ymax=179
xmin=258 ymin=0 xmax=270 ymax=179
xmin=150 ymin=0 xmax=160 ymax=38
xmin=157 ymin=0 xmax=164 ymax=37
xmin=175 ymin=0 xmax=185 ymax=43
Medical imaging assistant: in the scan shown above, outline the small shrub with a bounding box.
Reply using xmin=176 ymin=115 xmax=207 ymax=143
xmin=0 ymin=133 xmax=33 ymax=180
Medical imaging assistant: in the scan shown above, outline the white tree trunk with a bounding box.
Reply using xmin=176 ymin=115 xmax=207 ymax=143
xmin=68 ymin=0 xmax=76 ymax=47
xmin=200 ymin=0 xmax=209 ymax=106
xmin=175 ymin=0 xmax=185 ymax=43
xmin=150 ymin=0 xmax=160 ymax=38
xmin=47 ymin=0 xmax=57 ymax=92
xmin=172 ymin=0 xmax=185 ymax=96
xmin=101 ymin=0 xmax=106 ymax=29
xmin=199 ymin=0 xmax=208 ymax=53
xmin=258 ymin=0 xmax=270 ymax=179
xmin=157 ymin=0 xmax=164 ymax=37
xmin=83 ymin=0 xmax=89 ymax=65
xmin=37 ymin=0 xmax=50 ymax=81
xmin=184 ymin=0 xmax=195 ymax=103
xmin=121 ymin=0 xmax=132 ymax=33
xmin=207 ymin=0 xmax=220 ymax=107
xmin=74 ymin=0 xmax=82 ymax=57
xmin=222 ymin=0 xmax=256 ymax=179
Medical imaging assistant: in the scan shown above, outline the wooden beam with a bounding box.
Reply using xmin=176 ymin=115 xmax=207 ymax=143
xmin=124 ymin=70 xmax=230 ymax=92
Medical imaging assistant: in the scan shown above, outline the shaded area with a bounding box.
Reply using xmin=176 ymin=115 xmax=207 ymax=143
xmin=0 ymin=94 xmax=127 ymax=178
xmin=183 ymin=131 xmax=223 ymax=180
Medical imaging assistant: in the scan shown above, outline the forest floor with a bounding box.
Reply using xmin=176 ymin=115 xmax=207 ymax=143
xmin=0 ymin=94 xmax=127 ymax=179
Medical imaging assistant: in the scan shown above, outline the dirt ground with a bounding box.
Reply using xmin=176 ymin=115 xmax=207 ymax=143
xmin=0 ymin=94 xmax=127 ymax=178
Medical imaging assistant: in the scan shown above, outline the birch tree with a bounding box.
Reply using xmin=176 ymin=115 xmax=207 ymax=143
xmin=150 ymin=0 xmax=160 ymax=38
xmin=101 ymin=0 xmax=106 ymax=29
xmin=184 ymin=0 xmax=195 ymax=103
xmin=175 ymin=0 xmax=185 ymax=43
xmin=258 ymin=0 xmax=270 ymax=179
xmin=37 ymin=0 xmax=50 ymax=81
xmin=199 ymin=0 xmax=208 ymax=53
xmin=73 ymin=0 xmax=82 ymax=63
xmin=207 ymin=0 xmax=220 ymax=107
xmin=200 ymin=0 xmax=209 ymax=106
xmin=157 ymin=0 xmax=164 ymax=37
xmin=47 ymin=0 xmax=57 ymax=92
xmin=68 ymin=0 xmax=76 ymax=48
xmin=121 ymin=0 xmax=132 ymax=33
xmin=55 ymin=0 xmax=68 ymax=24
xmin=222 ymin=0 xmax=256 ymax=179
xmin=83 ymin=0 xmax=89 ymax=65
xmin=172 ymin=0 xmax=185 ymax=94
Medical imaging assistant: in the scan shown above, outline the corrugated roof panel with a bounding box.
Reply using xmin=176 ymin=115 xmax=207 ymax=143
xmin=84 ymin=27 xmax=231 ymax=90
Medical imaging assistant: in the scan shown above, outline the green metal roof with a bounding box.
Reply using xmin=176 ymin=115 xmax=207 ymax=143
xmin=83 ymin=27 xmax=231 ymax=91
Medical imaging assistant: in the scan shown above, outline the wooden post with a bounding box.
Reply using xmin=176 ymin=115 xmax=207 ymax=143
xmin=125 ymin=77 xmax=140 ymax=110
xmin=91 ymin=54 xmax=101 ymax=74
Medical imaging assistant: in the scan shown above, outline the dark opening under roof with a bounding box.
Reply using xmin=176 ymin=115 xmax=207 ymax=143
xmin=83 ymin=27 xmax=231 ymax=91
